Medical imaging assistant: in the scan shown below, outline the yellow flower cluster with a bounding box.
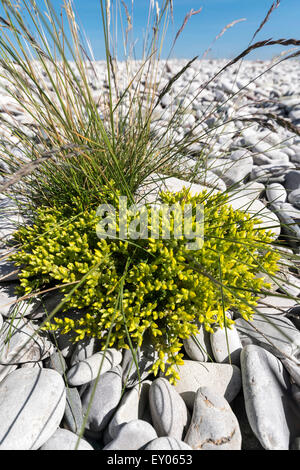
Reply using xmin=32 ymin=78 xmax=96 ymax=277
xmin=11 ymin=188 xmax=279 ymax=384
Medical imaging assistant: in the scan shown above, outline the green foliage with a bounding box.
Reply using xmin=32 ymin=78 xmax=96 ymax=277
xmin=11 ymin=187 xmax=279 ymax=383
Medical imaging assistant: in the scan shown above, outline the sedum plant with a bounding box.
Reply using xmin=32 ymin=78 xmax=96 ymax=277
xmin=11 ymin=186 xmax=279 ymax=383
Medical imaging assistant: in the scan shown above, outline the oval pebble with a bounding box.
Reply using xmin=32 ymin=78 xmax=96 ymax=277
xmin=266 ymin=183 xmax=287 ymax=204
xmin=67 ymin=349 xmax=122 ymax=386
xmin=183 ymin=324 xmax=212 ymax=362
xmin=210 ymin=325 xmax=243 ymax=366
xmin=0 ymin=368 xmax=66 ymax=450
xmin=103 ymin=420 xmax=157 ymax=450
xmin=63 ymin=387 xmax=84 ymax=435
xmin=81 ymin=365 xmax=122 ymax=436
xmin=149 ymin=378 xmax=190 ymax=440
xmin=241 ymin=345 xmax=300 ymax=449
xmin=39 ymin=428 xmax=93 ymax=450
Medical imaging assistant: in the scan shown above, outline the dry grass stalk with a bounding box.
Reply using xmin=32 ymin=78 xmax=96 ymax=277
xmin=172 ymin=7 xmax=202 ymax=47
xmin=202 ymin=18 xmax=246 ymax=58
xmin=252 ymin=0 xmax=281 ymax=42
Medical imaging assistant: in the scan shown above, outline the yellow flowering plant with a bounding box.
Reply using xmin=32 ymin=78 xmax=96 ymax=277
xmin=11 ymin=186 xmax=279 ymax=384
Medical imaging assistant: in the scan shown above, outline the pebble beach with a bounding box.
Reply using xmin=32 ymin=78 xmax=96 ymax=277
xmin=0 ymin=58 xmax=300 ymax=451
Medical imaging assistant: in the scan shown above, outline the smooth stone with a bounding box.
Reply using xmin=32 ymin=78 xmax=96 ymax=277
xmin=235 ymin=314 xmax=300 ymax=358
xmin=81 ymin=365 xmax=122 ymax=436
xmin=63 ymin=386 xmax=84 ymax=435
xmin=226 ymin=193 xmax=281 ymax=238
xmin=208 ymin=154 xmax=253 ymax=186
xmin=149 ymin=378 xmax=190 ymax=440
xmin=284 ymin=170 xmax=300 ymax=192
xmin=39 ymin=428 xmax=93 ymax=450
xmin=0 ymin=317 xmax=54 ymax=371
xmin=280 ymin=202 xmax=300 ymax=221
xmin=197 ymin=170 xmax=226 ymax=192
xmin=184 ymin=387 xmax=242 ymax=450
xmin=67 ymin=349 xmax=122 ymax=386
xmin=183 ymin=323 xmax=213 ymax=362
xmin=229 ymin=181 xmax=265 ymax=201
xmin=255 ymin=295 xmax=298 ymax=316
xmin=251 ymin=164 xmax=294 ymax=183
xmin=288 ymin=188 xmax=300 ymax=208
xmin=0 ymin=282 xmax=41 ymax=318
xmin=44 ymin=351 xmax=67 ymax=376
xmin=70 ymin=337 xmax=100 ymax=366
xmin=164 ymin=361 xmax=241 ymax=410
xmin=266 ymin=183 xmax=287 ymax=203
xmin=0 ymin=368 xmax=66 ymax=450
xmin=103 ymin=420 xmax=157 ymax=450
xmin=122 ymin=337 xmax=158 ymax=388
xmin=241 ymin=345 xmax=300 ymax=450
xmin=136 ymin=172 xmax=218 ymax=206
xmin=108 ymin=380 xmax=151 ymax=440
xmin=210 ymin=325 xmax=243 ymax=366
xmin=277 ymin=271 xmax=300 ymax=297
xmin=144 ymin=437 xmax=192 ymax=450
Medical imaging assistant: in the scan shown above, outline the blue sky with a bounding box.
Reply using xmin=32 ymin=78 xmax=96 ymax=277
xmin=1 ymin=0 xmax=300 ymax=60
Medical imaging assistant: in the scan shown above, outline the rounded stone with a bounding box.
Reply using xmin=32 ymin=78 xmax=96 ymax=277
xmin=284 ymin=170 xmax=300 ymax=192
xmin=0 ymin=317 xmax=54 ymax=368
xmin=164 ymin=361 xmax=241 ymax=410
xmin=183 ymin=324 xmax=213 ymax=362
xmin=39 ymin=428 xmax=93 ymax=450
xmin=149 ymin=378 xmax=190 ymax=440
xmin=63 ymin=386 xmax=84 ymax=435
xmin=266 ymin=183 xmax=287 ymax=204
xmin=210 ymin=325 xmax=243 ymax=366
xmin=81 ymin=365 xmax=122 ymax=436
xmin=103 ymin=420 xmax=157 ymax=450
xmin=0 ymin=368 xmax=66 ymax=450
xmin=235 ymin=314 xmax=300 ymax=358
xmin=108 ymin=380 xmax=151 ymax=440
xmin=67 ymin=349 xmax=122 ymax=386
xmin=241 ymin=344 xmax=300 ymax=450
xmin=184 ymin=387 xmax=242 ymax=450
xmin=226 ymin=194 xmax=281 ymax=239
xmin=0 ymin=282 xmax=41 ymax=318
